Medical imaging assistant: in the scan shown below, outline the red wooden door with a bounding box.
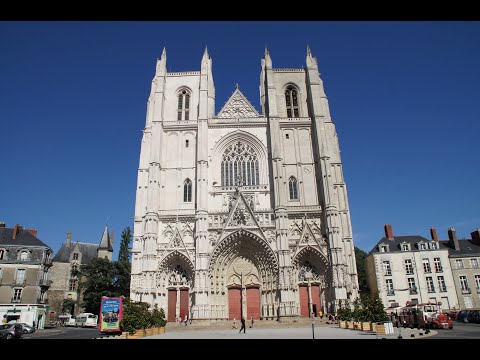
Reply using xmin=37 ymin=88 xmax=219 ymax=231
xmin=299 ymin=285 xmax=309 ymax=317
xmin=180 ymin=289 xmax=189 ymax=321
xmin=311 ymin=285 xmax=321 ymax=317
xmin=168 ymin=289 xmax=177 ymax=322
xmin=246 ymin=287 xmax=260 ymax=320
xmin=228 ymin=288 xmax=242 ymax=320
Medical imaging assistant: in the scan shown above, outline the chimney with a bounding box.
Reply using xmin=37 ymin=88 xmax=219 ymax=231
xmin=471 ymin=229 xmax=480 ymax=246
xmin=12 ymin=224 xmax=22 ymax=240
xmin=66 ymin=232 xmax=72 ymax=246
xmin=26 ymin=228 xmax=38 ymax=237
xmin=384 ymin=224 xmax=394 ymax=240
xmin=448 ymin=227 xmax=460 ymax=251
xmin=430 ymin=227 xmax=438 ymax=241
xmin=0 ymin=221 xmax=5 ymax=228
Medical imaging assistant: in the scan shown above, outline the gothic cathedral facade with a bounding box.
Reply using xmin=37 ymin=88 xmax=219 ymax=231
xmin=131 ymin=47 xmax=359 ymax=322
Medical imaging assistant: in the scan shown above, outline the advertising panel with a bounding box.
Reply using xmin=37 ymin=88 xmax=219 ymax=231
xmin=99 ymin=297 xmax=123 ymax=332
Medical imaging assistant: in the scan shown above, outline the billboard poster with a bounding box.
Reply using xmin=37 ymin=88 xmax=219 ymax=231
xmin=99 ymin=297 xmax=123 ymax=332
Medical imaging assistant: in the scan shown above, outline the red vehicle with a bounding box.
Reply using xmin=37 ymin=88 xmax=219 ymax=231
xmin=396 ymin=301 xmax=453 ymax=330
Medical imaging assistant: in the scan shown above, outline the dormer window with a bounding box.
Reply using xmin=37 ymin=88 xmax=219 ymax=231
xmin=419 ymin=243 xmax=426 ymax=250
xmin=380 ymin=245 xmax=388 ymax=253
xmin=402 ymin=244 xmax=409 ymax=251
xmin=19 ymin=251 xmax=29 ymax=261
xmin=430 ymin=243 xmax=437 ymax=250
xmin=0 ymin=249 xmax=5 ymax=260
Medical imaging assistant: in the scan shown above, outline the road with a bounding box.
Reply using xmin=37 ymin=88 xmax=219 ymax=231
xmin=22 ymin=326 xmax=101 ymax=339
xmin=428 ymin=322 xmax=480 ymax=339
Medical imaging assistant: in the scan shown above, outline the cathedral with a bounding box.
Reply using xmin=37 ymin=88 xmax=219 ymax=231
xmin=130 ymin=47 xmax=359 ymax=322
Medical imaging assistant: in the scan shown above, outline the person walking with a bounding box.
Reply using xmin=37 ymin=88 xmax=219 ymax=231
xmin=239 ymin=317 xmax=246 ymax=333
xmin=250 ymin=316 xmax=254 ymax=328
xmin=232 ymin=317 xmax=237 ymax=329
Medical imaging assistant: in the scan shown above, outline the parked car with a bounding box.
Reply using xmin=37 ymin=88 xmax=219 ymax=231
xmin=456 ymin=309 xmax=480 ymax=323
xmin=19 ymin=323 xmax=36 ymax=334
xmin=0 ymin=323 xmax=23 ymax=339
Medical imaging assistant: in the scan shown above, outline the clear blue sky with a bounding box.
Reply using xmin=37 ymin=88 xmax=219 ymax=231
xmin=1 ymin=21 xmax=479 ymax=258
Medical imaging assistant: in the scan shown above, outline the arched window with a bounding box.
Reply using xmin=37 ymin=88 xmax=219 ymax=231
xmin=221 ymin=142 xmax=259 ymax=187
xmin=183 ymin=179 xmax=192 ymax=202
xmin=285 ymin=86 xmax=299 ymax=118
xmin=289 ymin=176 xmax=298 ymax=200
xmin=177 ymin=89 xmax=191 ymax=121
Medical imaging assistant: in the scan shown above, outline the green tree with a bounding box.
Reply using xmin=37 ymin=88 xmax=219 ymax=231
xmin=118 ymin=227 xmax=132 ymax=265
xmin=61 ymin=299 xmax=76 ymax=315
xmin=114 ymin=226 xmax=132 ymax=297
xmin=354 ymin=246 xmax=369 ymax=293
xmin=368 ymin=291 xmax=388 ymax=322
xmin=79 ymin=257 xmax=118 ymax=314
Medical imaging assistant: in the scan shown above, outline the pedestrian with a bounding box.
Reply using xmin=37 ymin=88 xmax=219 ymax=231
xmin=239 ymin=317 xmax=246 ymax=333
xmin=250 ymin=316 xmax=254 ymax=328
xmin=184 ymin=314 xmax=188 ymax=326
xmin=232 ymin=317 xmax=237 ymax=329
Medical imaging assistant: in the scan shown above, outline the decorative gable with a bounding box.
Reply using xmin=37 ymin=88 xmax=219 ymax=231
xmin=217 ymin=86 xmax=259 ymax=118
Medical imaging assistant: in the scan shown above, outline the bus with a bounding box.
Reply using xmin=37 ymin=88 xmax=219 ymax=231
xmin=58 ymin=314 xmax=76 ymax=327
xmin=75 ymin=313 xmax=98 ymax=328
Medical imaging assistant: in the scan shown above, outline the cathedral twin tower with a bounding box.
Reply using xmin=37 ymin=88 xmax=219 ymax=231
xmin=131 ymin=47 xmax=359 ymax=322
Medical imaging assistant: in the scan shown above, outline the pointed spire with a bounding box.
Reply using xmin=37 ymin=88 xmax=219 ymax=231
xmin=264 ymin=47 xmax=272 ymax=68
xmin=202 ymin=45 xmax=210 ymax=62
xmin=156 ymin=47 xmax=167 ymax=74
xmin=99 ymin=225 xmax=112 ymax=250
xmin=306 ymin=45 xmax=317 ymax=69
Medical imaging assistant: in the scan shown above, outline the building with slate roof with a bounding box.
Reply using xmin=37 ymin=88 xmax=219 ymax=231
xmin=0 ymin=222 xmax=53 ymax=328
xmin=47 ymin=226 xmax=113 ymax=317
xmin=439 ymin=228 xmax=480 ymax=309
xmin=365 ymin=224 xmax=459 ymax=311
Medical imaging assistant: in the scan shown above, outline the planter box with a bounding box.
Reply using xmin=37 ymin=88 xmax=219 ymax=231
xmin=346 ymin=321 xmax=353 ymax=329
xmin=371 ymin=323 xmax=377 ymax=332
xmin=339 ymin=321 xmax=347 ymax=329
xmin=145 ymin=328 xmax=154 ymax=336
xmin=152 ymin=327 xmax=159 ymax=335
xmin=353 ymin=321 xmax=361 ymax=330
xmin=158 ymin=326 xmax=165 ymax=334
xmin=361 ymin=322 xmax=372 ymax=331
xmin=126 ymin=329 xmax=145 ymax=339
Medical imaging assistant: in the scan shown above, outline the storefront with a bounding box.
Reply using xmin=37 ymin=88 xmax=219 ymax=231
xmin=0 ymin=304 xmax=49 ymax=329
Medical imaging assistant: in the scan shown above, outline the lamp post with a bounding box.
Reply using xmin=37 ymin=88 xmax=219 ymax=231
xmin=305 ymin=271 xmax=314 ymax=339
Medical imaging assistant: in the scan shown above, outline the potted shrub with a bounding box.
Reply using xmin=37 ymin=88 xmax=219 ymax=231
xmin=352 ymin=298 xmax=362 ymax=330
xmin=120 ymin=299 xmax=151 ymax=339
xmin=368 ymin=292 xmax=388 ymax=334
xmin=151 ymin=305 xmax=167 ymax=334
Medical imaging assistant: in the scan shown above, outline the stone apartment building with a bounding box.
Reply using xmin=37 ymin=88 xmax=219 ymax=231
xmin=0 ymin=222 xmax=53 ymax=305
xmin=440 ymin=228 xmax=480 ymax=309
xmin=365 ymin=224 xmax=459 ymax=310
xmin=47 ymin=226 xmax=113 ymax=317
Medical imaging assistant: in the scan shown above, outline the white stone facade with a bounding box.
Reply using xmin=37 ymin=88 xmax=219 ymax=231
xmin=365 ymin=229 xmax=460 ymax=310
xmin=131 ymin=48 xmax=359 ymax=321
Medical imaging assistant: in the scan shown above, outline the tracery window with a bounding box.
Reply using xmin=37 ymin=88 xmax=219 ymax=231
xmin=289 ymin=176 xmax=298 ymax=200
xmin=285 ymin=86 xmax=299 ymax=118
xmin=183 ymin=179 xmax=192 ymax=202
xmin=177 ymin=89 xmax=191 ymax=121
xmin=221 ymin=142 xmax=259 ymax=186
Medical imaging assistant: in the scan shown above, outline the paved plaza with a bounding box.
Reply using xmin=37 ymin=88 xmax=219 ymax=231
xmin=143 ymin=324 xmax=436 ymax=340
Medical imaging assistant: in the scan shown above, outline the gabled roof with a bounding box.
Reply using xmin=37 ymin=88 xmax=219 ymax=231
xmin=52 ymin=241 xmax=98 ymax=264
xmin=217 ymin=87 xmax=259 ymax=118
xmin=0 ymin=228 xmax=51 ymax=249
